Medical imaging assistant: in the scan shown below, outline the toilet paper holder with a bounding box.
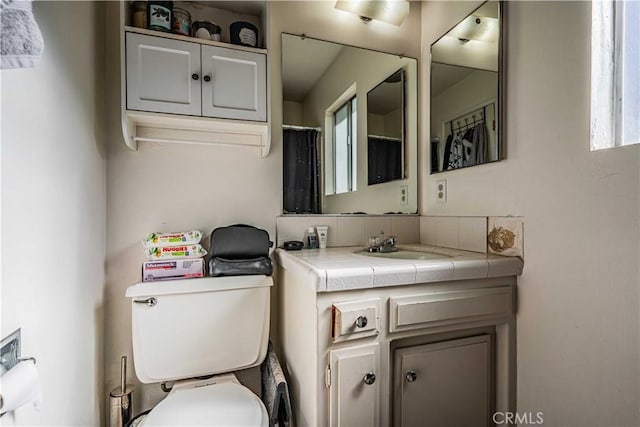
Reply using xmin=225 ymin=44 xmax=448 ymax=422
xmin=0 ymin=329 xmax=37 ymax=416
xmin=0 ymin=329 xmax=37 ymax=373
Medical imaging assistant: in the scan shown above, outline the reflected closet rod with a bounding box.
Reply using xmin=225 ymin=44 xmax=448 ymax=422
xmin=283 ymin=124 xmax=322 ymax=131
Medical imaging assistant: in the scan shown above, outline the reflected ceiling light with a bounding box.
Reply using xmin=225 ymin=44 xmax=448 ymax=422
xmin=334 ymin=0 xmax=410 ymax=26
xmin=449 ymin=15 xmax=499 ymax=42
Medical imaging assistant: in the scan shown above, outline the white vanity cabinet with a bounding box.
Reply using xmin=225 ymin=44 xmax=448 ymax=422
xmin=276 ymin=248 xmax=521 ymax=427
xmin=394 ymin=335 xmax=492 ymax=427
xmin=126 ymin=32 xmax=266 ymax=121
xmin=329 ymin=343 xmax=381 ymax=427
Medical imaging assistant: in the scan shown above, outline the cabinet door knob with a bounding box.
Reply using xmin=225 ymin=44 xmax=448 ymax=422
xmin=363 ymin=372 xmax=376 ymax=385
xmin=203 ymin=74 xmax=212 ymax=82
xmin=405 ymin=370 xmax=417 ymax=383
xmin=354 ymin=315 xmax=368 ymax=328
xmin=191 ymin=73 xmax=199 ymax=80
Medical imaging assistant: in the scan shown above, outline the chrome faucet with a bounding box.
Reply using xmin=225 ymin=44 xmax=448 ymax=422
xmin=366 ymin=232 xmax=398 ymax=253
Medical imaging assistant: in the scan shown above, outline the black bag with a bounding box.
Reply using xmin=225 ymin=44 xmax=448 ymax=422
xmin=209 ymin=224 xmax=273 ymax=277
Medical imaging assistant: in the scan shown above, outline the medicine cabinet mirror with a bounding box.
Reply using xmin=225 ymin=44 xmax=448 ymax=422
xmin=367 ymin=69 xmax=405 ymax=186
xmin=282 ymin=33 xmax=418 ymax=215
xmin=430 ymin=0 xmax=505 ymax=174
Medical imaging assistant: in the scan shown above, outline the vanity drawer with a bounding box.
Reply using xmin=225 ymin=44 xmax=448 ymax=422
xmin=332 ymin=298 xmax=381 ymax=342
xmin=389 ymin=287 xmax=512 ymax=333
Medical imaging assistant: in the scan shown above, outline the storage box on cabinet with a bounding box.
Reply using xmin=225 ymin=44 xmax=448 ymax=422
xmin=126 ymin=32 xmax=266 ymax=121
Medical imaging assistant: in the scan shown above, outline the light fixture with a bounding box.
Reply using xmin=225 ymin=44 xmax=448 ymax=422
xmin=448 ymin=15 xmax=499 ymax=43
xmin=335 ymin=0 xmax=410 ymax=26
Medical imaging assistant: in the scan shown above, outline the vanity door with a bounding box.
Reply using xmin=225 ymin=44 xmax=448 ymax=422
xmin=200 ymin=45 xmax=266 ymax=122
xmin=393 ymin=335 xmax=492 ymax=427
xmin=328 ymin=343 xmax=380 ymax=427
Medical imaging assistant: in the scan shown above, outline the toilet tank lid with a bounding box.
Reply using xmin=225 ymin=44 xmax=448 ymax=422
xmin=126 ymin=275 xmax=273 ymax=298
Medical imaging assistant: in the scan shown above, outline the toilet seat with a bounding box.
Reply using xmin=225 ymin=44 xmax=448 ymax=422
xmin=140 ymin=375 xmax=268 ymax=426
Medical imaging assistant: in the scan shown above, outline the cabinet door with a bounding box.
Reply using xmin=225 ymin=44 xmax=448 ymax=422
xmin=201 ymin=45 xmax=266 ymax=121
xmin=126 ymin=33 xmax=201 ymax=116
xmin=329 ymin=343 xmax=380 ymax=427
xmin=394 ymin=335 xmax=492 ymax=427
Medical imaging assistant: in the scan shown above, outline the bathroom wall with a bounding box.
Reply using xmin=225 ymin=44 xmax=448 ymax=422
xmin=1 ymin=2 xmax=106 ymax=425
xmin=103 ymin=0 xmax=422 ymax=417
xmin=422 ymin=2 xmax=640 ymax=424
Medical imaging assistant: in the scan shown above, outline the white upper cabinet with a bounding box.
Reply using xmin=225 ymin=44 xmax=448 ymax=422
xmin=201 ymin=45 xmax=266 ymax=121
xmin=125 ymin=32 xmax=266 ymax=122
xmin=126 ymin=33 xmax=201 ymax=116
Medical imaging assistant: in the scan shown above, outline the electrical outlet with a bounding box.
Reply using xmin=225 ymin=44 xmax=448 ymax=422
xmin=400 ymin=185 xmax=408 ymax=205
xmin=436 ymin=179 xmax=447 ymax=204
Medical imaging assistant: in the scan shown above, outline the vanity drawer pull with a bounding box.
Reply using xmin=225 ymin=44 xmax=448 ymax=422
xmin=354 ymin=316 xmax=368 ymax=328
xmin=405 ymin=370 xmax=417 ymax=383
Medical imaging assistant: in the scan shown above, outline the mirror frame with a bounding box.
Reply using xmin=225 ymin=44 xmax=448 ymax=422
xmin=429 ymin=0 xmax=507 ymax=174
xmin=366 ymin=68 xmax=407 ymax=185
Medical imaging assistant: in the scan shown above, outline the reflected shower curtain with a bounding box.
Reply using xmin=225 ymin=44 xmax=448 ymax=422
xmin=367 ymin=137 xmax=402 ymax=185
xmin=283 ymin=129 xmax=320 ymax=214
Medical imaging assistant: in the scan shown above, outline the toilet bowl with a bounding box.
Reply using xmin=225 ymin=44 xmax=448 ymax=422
xmin=126 ymin=275 xmax=273 ymax=427
xmin=139 ymin=374 xmax=268 ymax=426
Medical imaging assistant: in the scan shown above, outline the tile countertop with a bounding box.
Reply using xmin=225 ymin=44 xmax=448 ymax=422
xmin=274 ymin=244 xmax=524 ymax=292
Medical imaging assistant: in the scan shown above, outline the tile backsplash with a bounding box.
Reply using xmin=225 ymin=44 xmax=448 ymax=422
xmin=420 ymin=216 xmax=487 ymax=253
xmin=420 ymin=215 xmax=524 ymax=257
xmin=276 ymin=214 xmax=523 ymax=257
xmin=276 ymin=215 xmax=420 ymax=248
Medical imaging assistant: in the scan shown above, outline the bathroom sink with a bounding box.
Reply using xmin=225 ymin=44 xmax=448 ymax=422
xmin=356 ymin=249 xmax=452 ymax=260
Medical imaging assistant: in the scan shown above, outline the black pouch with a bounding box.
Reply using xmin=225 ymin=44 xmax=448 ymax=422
xmin=209 ymin=224 xmax=273 ymax=276
xmin=210 ymin=257 xmax=273 ymax=277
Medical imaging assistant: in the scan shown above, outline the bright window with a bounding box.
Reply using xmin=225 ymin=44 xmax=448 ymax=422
xmin=591 ymin=0 xmax=640 ymax=150
xmin=333 ymin=97 xmax=357 ymax=194
xmin=325 ymin=85 xmax=357 ymax=196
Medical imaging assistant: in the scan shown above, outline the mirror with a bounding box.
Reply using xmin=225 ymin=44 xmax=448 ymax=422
xmin=282 ymin=33 xmax=418 ymax=214
xmin=430 ymin=1 xmax=504 ymax=174
xmin=367 ymin=69 xmax=405 ymax=186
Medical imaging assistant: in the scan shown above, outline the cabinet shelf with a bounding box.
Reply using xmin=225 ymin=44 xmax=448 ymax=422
xmin=124 ymin=26 xmax=267 ymax=55
xmin=123 ymin=110 xmax=271 ymax=157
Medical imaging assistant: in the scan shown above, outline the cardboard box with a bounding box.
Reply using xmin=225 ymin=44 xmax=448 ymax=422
xmin=142 ymin=258 xmax=205 ymax=282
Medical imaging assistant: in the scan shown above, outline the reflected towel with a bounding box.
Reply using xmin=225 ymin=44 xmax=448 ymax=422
xmin=1 ymin=0 xmax=44 ymax=69
xmin=261 ymin=342 xmax=292 ymax=427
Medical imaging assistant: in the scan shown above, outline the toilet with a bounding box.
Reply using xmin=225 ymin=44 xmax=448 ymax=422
xmin=125 ymin=275 xmax=273 ymax=426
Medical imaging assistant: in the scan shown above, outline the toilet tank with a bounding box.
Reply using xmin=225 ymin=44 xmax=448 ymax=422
xmin=126 ymin=275 xmax=272 ymax=383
